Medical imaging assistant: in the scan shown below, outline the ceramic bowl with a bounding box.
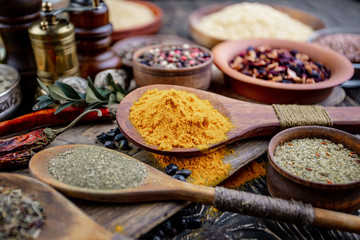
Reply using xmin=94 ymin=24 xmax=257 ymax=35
xmin=132 ymin=43 xmax=213 ymax=90
xmin=212 ymin=39 xmax=354 ymax=104
xmin=109 ymin=1 xmax=163 ymax=43
xmin=267 ymin=126 xmax=360 ymax=212
xmin=189 ymin=3 xmax=325 ymax=49
xmin=308 ymin=27 xmax=360 ymax=81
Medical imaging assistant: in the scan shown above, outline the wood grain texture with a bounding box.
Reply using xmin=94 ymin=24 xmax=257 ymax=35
xmin=117 ymin=84 xmax=360 ymax=157
xmin=0 ymin=173 xmax=112 ymax=240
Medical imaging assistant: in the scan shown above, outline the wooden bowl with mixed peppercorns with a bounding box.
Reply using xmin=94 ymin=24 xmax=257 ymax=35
xmin=267 ymin=126 xmax=360 ymax=212
xmin=132 ymin=43 xmax=213 ymax=90
xmin=212 ymin=39 xmax=354 ymax=104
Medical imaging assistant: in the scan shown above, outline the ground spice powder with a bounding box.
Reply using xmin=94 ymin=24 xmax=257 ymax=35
xmin=153 ymin=147 xmax=232 ymax=186
xmin=220 ymin=161 xmax=267 ymax=189
xmin=130 ymin=89 xmax=233 ymax=151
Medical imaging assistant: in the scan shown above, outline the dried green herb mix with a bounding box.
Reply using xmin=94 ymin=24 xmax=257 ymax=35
xmin=49 ymin=146 xmax=147 ymax=190
xmin=0 ymin=187 xmax=45 ymax=240
xmin=274 ymin=138 xmax=360 ymax=184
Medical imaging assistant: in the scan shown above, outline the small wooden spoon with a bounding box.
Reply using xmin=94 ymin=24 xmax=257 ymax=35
xmin=116 ymin=84 xmax=360 ymax=156
xmin=30 ymin=145 xmax=360 ymax=234
xmin=0 ymin=173 xmax=114 ymax=240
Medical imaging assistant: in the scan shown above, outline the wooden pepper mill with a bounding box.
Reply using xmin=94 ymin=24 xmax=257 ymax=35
xmin=0 ymin=0 xmax=42 ymax=110
xmin=69 ymin=0 xmax=121 ymax=79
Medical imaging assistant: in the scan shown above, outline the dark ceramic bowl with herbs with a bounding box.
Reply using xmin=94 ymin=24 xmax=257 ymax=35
xmin=267 ymin=126 xmax=360 ymax=212
xmin=132 ymin=43 xmax=213 ymax=90
xmin=212 ymin=39 xmax=354 ymax=104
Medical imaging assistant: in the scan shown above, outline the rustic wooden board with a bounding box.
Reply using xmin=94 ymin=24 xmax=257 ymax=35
xmin=34 ymin=121 xmax=268 ymax=238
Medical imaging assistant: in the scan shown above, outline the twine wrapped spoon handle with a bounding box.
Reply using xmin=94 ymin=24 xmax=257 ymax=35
xmin=188 ymin=185 xmax=360 ymax=233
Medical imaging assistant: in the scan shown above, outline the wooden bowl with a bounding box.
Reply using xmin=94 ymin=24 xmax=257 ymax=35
xmin=111 ymin=34 xmax=192 ymax=68
xmin=267 ymin=126 xmax=360 ymax=212
xmin=189 ymin=3 xmax=326 ymax=49
xmin=109 ymin=1 xmax=163 ymax=43
xmin=212 ymin=39 xmax=354 ymax=104
xmin=132 ymin=44 xmax=213 ymax=90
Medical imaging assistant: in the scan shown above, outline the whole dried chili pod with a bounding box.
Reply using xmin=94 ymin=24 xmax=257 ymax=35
xmin=0 ymin=107 xmax=115 ymax=137
xmin=0 ymin=109 xmax=101 ymax=170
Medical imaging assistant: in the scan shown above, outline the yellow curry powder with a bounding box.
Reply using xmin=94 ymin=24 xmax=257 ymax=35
xmin=220 ymin=161 xmax=266 ymax=189
xmin=129 ymin=89 xmax=233 ymax=151
xmin=153 ymin=147 xmax=232 ymax=186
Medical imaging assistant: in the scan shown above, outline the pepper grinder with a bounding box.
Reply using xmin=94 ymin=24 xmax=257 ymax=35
xmin=28 ymin=0 xmax=103 ymax=87
xmin=0 ymin=0 xmax=42 ymax=110
xmin=69 ymin=0 xmax=121 ymax=79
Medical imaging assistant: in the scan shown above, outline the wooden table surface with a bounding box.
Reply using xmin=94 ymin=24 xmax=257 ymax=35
xmin=8 ymin=0 xmax=360 ymax=239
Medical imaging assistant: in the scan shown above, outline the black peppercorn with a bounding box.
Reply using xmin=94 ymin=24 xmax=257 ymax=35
xmin=104 ymin=141 xmax=117 ymax=149
xmin=165 ymin=164 xmax=178 ymax=175
xmin=119 ymin=139 xmax=130 ymax=150
xmin=172 ymin=174 xmax=186 ymax=182
xmin=106 ymin=131 xmax=116 ymax=139
xmin=109 ymin=128 xmax=121 ymax=135
xmin=114 ymin=133 xmax=126 ymax=142
xmin=96 ymin=132 xmax=109 ymax=143
xmin=175 ymin=169 xmax=192 ymax=178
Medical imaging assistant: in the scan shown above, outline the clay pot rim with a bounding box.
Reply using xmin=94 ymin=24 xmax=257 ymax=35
xmin=132 ymin=43 xmax=213 ymax=72
xmin=267 ymin=126 xmax=360 ymax=190
xmin=111 ymin=0 xmax=163 ymax=42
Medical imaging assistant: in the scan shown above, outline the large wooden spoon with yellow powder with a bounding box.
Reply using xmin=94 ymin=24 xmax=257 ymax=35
xmin=30 ymin=145 xmax=360 ymax=234
xmin=117 ymin=84 xmax=360 ymax=156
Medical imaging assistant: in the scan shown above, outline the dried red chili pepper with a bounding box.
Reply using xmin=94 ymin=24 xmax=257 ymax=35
xmin=0 ymin=107 xmax=115 ymax=137
xmin=0 ymin=109 xmax=101 ymax=170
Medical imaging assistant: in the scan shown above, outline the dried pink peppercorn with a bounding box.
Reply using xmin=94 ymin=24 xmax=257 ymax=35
xmin=229 ymin=46 xmax=331 ymax=84
xmin=138 ymin=44 xmax=211 ymax=69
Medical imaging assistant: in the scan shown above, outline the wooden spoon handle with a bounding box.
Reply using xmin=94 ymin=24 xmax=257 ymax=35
xmin=326 ymin=107 xmax=360 ymax=133
xmin=212 ymin=187 xmax=360 ymax=233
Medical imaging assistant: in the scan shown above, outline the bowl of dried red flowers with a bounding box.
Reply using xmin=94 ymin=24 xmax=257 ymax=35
xmin=212 ymin=39 xmax=354 ymax=104
xmin=267 ymin=126 xmax=360 ymax=212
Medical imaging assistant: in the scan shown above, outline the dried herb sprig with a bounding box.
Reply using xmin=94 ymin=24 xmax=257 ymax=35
xmin=33 ymin=74 xmax=127 ymax=114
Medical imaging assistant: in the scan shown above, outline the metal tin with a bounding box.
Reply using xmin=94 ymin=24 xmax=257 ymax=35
xmin=28 ymin=18 xmax=79 ymax=85
xmin=0 ymin=64 xmax=22 ymax=120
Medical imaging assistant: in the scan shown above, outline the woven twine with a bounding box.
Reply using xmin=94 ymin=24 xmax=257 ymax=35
xmin=214 ymin=187 xmax=315 ymax=225
xmin=272 ymin=104 xmax=333 ymax=129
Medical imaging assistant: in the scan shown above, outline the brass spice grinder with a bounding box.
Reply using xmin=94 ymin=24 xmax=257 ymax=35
xmin=28 ymin=0 xmax=101 ymax=86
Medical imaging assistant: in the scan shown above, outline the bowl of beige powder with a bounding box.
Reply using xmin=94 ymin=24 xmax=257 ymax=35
xmin=106 ymin=0 xmax=163 ymax=43
xmin=189 ymin=2 xmax=325 ymax=48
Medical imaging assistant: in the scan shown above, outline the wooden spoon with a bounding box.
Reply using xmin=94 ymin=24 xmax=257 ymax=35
xmin=116 ymin=84 xmax=360 ymax=156
xmin=0 ymin=173 xmax=117 ymax=240
xmin=30 ymin=145 xmax=360 ymax=234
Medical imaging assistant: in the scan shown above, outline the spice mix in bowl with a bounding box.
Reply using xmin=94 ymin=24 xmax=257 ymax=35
xmin=133 ymin=43 xmax=213 ymax=90
xmin=308 ymin=27 xmax=360 ymax=79
xmin=189 ymin=2 xmax=325 ymax=48
xmin=212 ymin=38 xmax=354 ymax=104
xmin=267 ymin=126 xmax=360 ymax=212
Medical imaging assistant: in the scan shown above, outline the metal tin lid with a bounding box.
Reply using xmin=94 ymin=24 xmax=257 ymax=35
xmin=0 ymin=64 xmax=20 ymax=97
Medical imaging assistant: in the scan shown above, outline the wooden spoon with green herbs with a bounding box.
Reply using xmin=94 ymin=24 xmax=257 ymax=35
xmin=30 ymin=144 xmax=360 ymax=234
